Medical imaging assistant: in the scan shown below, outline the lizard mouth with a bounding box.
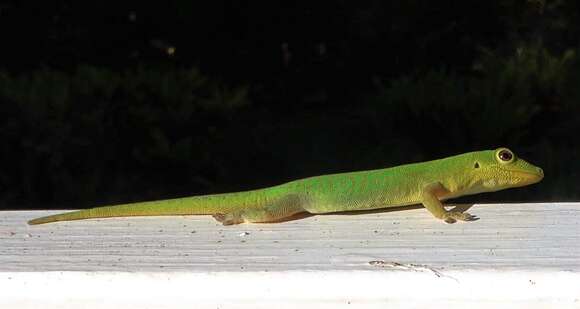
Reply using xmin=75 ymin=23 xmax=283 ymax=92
xmin=512 ymin=168 xmax=544 ymax=185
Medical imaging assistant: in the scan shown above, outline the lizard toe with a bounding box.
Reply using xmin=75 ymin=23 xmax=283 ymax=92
xmin=463 ymin=213 xmax=479 ymax=221
xmin=443 ymin=216 xmax=457 ymax=224
xmin=443 ymin=211 xmax=477 ymax=223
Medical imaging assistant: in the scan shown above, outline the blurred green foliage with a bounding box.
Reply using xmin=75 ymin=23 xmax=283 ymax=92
xmin=0 ymin=66 xmax=250 ymax=207
xmin=1 ymin=44 xmax=578 ymax=209
xmin=370 ymin=44 xmax=577 ymax=149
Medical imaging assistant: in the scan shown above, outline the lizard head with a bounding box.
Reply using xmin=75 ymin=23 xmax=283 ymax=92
xmin=468 ymin=147 xmax=543 ymax=192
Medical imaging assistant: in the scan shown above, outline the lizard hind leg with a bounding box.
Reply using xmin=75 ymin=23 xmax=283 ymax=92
xmin=212 ymin=194 xmax=306 ymax=225
xmin=212 ymin=213 xmax=245 ymax=225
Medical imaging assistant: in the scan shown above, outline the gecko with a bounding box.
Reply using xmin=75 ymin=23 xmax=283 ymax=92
xmin=28 ymin=147 xmax=543 ymax=225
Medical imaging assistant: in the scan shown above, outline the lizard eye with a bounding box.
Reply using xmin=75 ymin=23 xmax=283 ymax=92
xmin=473 ymin=162 xmax=480 ymax=169
xmin=496 ymin=148 xmax=514 ymax=163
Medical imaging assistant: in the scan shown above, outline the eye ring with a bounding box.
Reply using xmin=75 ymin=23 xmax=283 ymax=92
xmin=496 ymin=148 xmax=514 ymax=163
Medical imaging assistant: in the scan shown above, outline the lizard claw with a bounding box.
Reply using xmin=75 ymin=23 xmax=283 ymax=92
xmin=463 ymin=213 xmax=479 ymax=221
xmin=443 ymin=211 xmax=478 ymax=224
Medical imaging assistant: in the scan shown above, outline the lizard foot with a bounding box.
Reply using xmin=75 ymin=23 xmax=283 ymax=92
xmin=443 ymin=211 xmax=478 ymax=224
xmin=212 ymin=213 xmax=244 ymax=225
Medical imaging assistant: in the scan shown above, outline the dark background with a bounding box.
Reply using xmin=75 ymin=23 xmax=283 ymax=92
xmin=1 ymin=1 xmax=578 ymax=210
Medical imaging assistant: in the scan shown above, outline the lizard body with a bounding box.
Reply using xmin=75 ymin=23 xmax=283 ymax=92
xmin=28 ymin=148 xmax=543 ymax=225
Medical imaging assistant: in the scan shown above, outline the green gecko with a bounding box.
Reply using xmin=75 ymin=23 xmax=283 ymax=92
xmin=28 ymin=147 xmax=543 ymax=225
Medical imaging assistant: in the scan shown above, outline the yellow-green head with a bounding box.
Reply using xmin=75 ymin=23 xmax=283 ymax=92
xmin=468 ymin=147 xmax=544 ymax=193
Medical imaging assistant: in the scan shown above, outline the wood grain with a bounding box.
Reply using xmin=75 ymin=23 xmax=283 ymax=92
xmin=1 ymin=203 xmax=579 ymax=308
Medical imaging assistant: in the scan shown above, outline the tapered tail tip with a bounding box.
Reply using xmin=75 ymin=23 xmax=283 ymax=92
xmin=28 ymin=216 xmax=58 ymax=225
xmin=28 ymin=218 xmax=46 ymax=225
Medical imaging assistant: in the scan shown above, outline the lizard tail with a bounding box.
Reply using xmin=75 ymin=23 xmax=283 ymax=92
xmin=28 ymin=188 xmax=284 ymax=225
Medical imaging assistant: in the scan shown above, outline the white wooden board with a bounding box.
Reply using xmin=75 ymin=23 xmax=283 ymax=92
xmin=1 ymin=203 xmax=579 ymax=308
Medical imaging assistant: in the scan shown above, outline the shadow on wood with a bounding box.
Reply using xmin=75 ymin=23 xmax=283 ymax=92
xmin=263 ymin=203 xmax=477 ymax=223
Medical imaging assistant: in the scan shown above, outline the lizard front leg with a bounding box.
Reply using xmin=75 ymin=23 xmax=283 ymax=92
xmin=421 ymin=182 xmax=477 ymax=224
